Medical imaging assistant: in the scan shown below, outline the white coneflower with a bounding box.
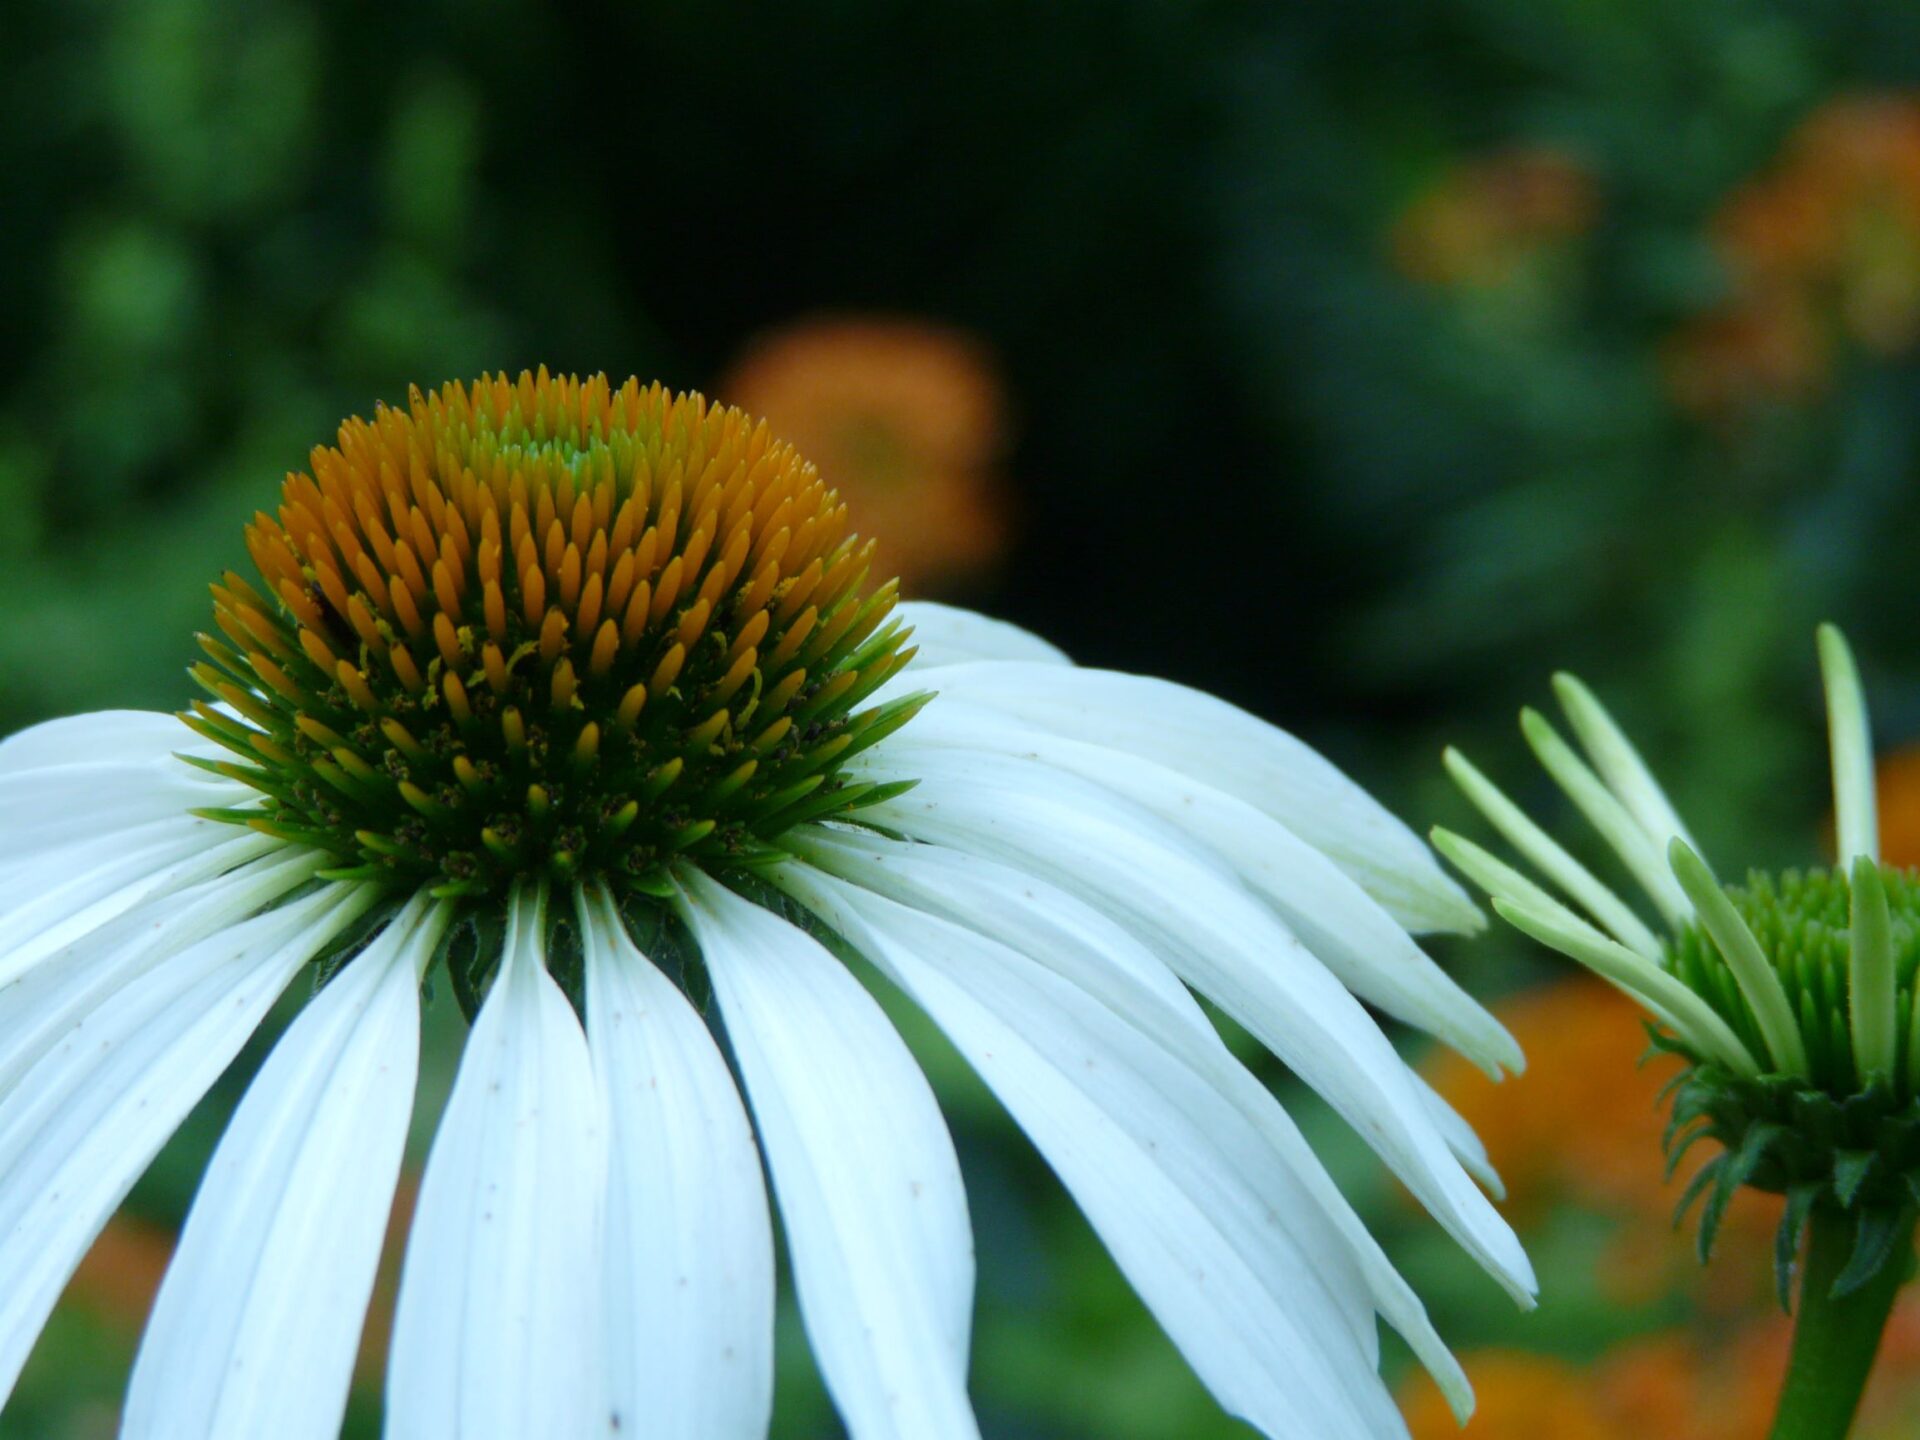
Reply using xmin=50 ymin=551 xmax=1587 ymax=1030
xmin=1437 ymin=626 xmax=1919 ymax=1440
xmin=0 ymin=371 xmax=1531 ymax=1440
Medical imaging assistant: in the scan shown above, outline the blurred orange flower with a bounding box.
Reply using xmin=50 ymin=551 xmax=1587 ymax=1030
xmin=1663 ymin=291 xmax=1827 ymax=416
xmin=1401 ymin=1351 xmax=1616 ymax=1440
xmin=717 ymin=317 xmax=1010 ymax=596
xmin=1671 ymin=94 xmax=1920 ymax=414
xmin=1877 ymin=743 xmax=1920 ymax=869
xmin=1401 ymin=1300 xmax=1920 ymax=1436
xmin=1391 ymin=147 xmax=1598 ymax=288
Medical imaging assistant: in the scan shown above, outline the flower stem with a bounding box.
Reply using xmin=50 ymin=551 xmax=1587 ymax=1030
xmin=1770 ymin=1207 xmax=1914 ymax=1440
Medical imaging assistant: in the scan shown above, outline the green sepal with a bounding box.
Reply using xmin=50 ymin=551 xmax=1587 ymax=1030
xmin=1833 ymin=1150 xmax=1878 ymax=1208
xmin=309 ymin=892 xmax=407 ymax=993
xmin=1700 ymin=1120 xmax=1785 ymax=1262
xmin=1662 ymin=1081 xmax=1717 ymax=1155
xmin=544 ymin=912 xmax=586 ymax=1017
xmin=1660 ymin=1053 xmax=1920 ymax=1296
xmin=1673 ymin=1154 xmax=1722 ymax=1232
xmin=189 ymin=805 xmax=272 ymax=827
xmin=1775 ymin=1183 xmax=1822 ymax=1312
xmin=755 ymin=776 xmax=913 ymax=837
xmin=1664 ymin=1120 xmax=1715 ymax=1181
xmin=318 ymin=863 xmax=391 ymax=883
xmin=1653 ymin=1063 xmax=1693 ymax=1109
xmin=1831 ymin=1206 xmax=1914 ymax=1299
xmin=437 ymin=907 xmax=507 ymax=1023
xmin=626 ymin=868 xmax=678 ymax=899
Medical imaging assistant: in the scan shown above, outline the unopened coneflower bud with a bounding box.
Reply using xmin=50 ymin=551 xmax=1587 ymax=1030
xmin=1441 ymin=623 xmax=1920 ymax=1440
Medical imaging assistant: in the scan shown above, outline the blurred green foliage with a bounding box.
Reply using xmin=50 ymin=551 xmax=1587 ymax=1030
xmin=9 ymin=0 xmax=1920 ymax=1435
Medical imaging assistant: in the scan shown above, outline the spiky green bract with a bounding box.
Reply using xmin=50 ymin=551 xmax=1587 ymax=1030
xmin=1663 ymin=1051 xmax=1920 ymax=1306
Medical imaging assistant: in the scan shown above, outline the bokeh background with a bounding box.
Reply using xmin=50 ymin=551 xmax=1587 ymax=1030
xmin=9 ymin=1 xmax=1920 ymax=1434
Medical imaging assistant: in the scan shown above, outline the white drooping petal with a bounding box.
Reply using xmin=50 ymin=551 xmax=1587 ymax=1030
xmin=859 ymin=747 xmax=1535 ymax=1303
xmin=793 ymin=827 xmax=1475 ymax=1420
xmin=0 ymin=849 xmax=325 ymax=1099
xmin=892 ymin=660 xmax=1481 ymax=934
xmin=889 ymin=697 xmax=1520 ymax=1075
xmin=0 ymin=709 xmax=220 ymax=776
xmin=0 ymin=826 xmax=281 ymax=989
xmin=0 ymin=881 xmax=371 ymax=1406
xmin=0 ymin=765 xmax=245 ymax=863
xmin=675 ymin=867 xmax=979 ymax=1440
xmin=577 ymin=885 xmax=774 ymax=1440
xmin=780 ymin=860 xmax=1411 ymax=1440
xmin=1406 ymin=1068 xmax=1505 ymax=1201
xmin=894 ymin=600 xmax=1070 ymax=669
xmin=124 ymin=894 xmax=449 ymax=1440
xmin=386 ymin=886 xmax=606 ymax=1440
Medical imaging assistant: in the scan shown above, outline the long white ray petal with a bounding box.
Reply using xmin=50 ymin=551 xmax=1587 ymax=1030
xmin=0 ymin=710 xmax=220 ymax=776
xmin=894 ymin=601 xmax=1070 ymax=669
xmin=0 ymin=758 xmax=247 ymax=861
xmin=0 ymin=848 xmax=326 ymax=1099
xmin=793 ymin=827 xmax=1476 ymax=1419
xmin=124 ymin=893 xmax=449 ymax=1440
xmin=386 ymin=885 xmax=606 ymax=1440
xmin=0 ymin=826 xmax=282 ymax=987
xmin=0 ymin=820 xmax=221 ymax=925
xmin=884 ymin=698 xmax=1520 ymax=1075
xmin=577 ymin=885 xmax=775 ymax=1440
xmin=675 ymin=868 xmax=979 ymax=1440
xmin=0 ymin=881 xmax=372 ymax=1406
xmin=858 ymin=748 xmax=1535 ymax=1303
xmin=781 ymin=861 xmax=1412 ymax=1439
xmin=885 ymin=661 xmax=1480 ymax=934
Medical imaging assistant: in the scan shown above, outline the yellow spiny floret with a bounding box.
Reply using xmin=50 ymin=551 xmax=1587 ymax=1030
xmin=187 ymin=369 xmax=922 ymax=901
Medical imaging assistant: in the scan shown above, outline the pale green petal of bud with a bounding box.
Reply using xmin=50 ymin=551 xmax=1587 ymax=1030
xmin=1819 ymin=624 xmax=1879 ymax=867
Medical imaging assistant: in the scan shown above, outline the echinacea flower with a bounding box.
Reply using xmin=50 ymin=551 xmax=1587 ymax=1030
xmin=0 ymin=371 xmax=1531 ymax=1439
xmin=1438 ymin=626 xmax=1918 ymax=1440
